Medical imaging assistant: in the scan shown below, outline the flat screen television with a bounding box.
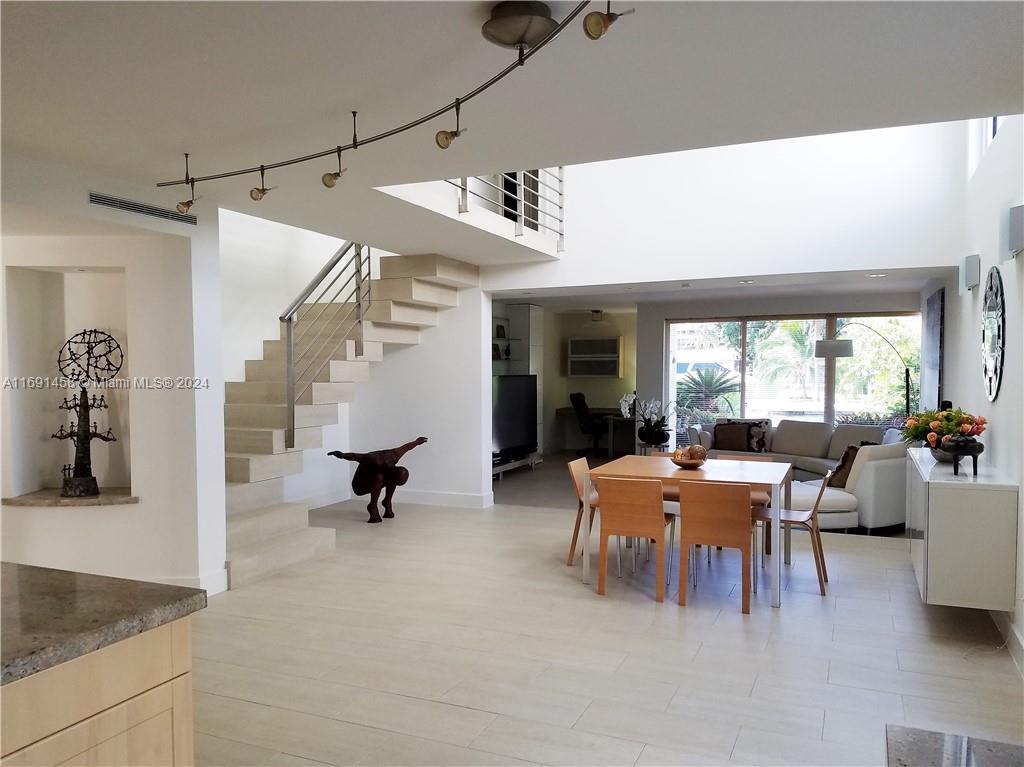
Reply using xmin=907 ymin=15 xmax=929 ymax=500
xmin=492 ymin=374 xmax=537 ymax=461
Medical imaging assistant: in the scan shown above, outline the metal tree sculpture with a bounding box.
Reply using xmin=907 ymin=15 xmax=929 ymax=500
xmin=52 ymin=330 xmax=123 ymax=497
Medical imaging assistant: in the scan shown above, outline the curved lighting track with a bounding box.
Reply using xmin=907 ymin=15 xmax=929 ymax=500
xmin=157 ymin=0 xmax=591 ymax=190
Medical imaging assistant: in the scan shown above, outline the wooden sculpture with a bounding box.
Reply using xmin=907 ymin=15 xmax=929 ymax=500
xmin=329 ymin=437 xmax=428 ymax=523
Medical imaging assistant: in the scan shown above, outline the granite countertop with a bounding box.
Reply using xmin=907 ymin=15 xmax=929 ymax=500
xmin=1 ymin=561 xmax=206 ymax=685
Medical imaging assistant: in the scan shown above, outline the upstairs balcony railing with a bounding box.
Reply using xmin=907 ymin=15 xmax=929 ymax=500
xmin=446 ymin=167 xmax=564 ymax=251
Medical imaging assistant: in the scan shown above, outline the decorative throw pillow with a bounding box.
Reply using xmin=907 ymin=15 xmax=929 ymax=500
xmin=724 ymin=418 xmax=770 ymax=453
xmin=714 ymin=422 xmax=751 ymax=452
xmin=828 ymin=441 xmax=879 ymax=487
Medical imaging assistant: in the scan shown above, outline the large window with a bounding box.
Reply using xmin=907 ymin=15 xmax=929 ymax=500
xmin=834 ymin=315 xmax=921 ymax=427
xmin=671 ymin=313 xmax=920 ymax=445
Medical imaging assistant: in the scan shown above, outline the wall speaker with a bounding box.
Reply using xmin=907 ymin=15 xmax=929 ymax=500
xmin=1006 ymin=205 xmax=1023 ymax=262
xmin=959 ymin=254 xmax=981 ymax=296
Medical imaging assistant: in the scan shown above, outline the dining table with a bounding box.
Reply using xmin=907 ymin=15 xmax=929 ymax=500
xmin=581 ymin=455 xmax=794 ymax=607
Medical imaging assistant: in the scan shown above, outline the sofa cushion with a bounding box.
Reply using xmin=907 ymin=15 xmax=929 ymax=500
xmin=828 ymin=424 xmax=884 ymax=459
xmin=766 ymin=452 xmax=839 ymax=477
xmin=791 ymin=481 xmax=858 ymax=512
xmin=882 ymin=428 xmax=903 ymax=445
xmin=715 ymin=418 xmax=771 ymax=452
xmin=845 ymin=441 xmax=907 ymax=491
xmin=714 ymin=422 xmax=751 ymax=452
xmin=828 ymin=445 xmax=859 ymax=487
xmin=771 ymin=420 xmax=833 ymax=458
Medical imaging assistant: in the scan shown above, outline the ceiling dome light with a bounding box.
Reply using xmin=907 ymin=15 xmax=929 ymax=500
xmin=482 ymin=1 xmax=558 ymax=49
xmin=250 ymin=166 xmax=274 ymax=201
xmin=583 ymin=3 xmax=635 ymax=40
xmin=322 ymin=147 xmax=347 ymax=188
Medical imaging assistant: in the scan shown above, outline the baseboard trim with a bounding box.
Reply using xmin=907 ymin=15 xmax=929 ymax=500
xmin=990 ymin=609 xmax=1024 ymax=680
xmin=398 ymin=489 xmax=494 ymax=508
xmin=199 ymin=567 xmax=229 ymax=597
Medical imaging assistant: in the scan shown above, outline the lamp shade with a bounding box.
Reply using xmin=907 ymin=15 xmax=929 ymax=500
xmin=814 ymin=339 xmax=854 ymax=358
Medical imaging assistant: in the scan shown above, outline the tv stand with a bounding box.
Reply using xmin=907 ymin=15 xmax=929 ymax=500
xmin=492 ymin=453 xmax=542 ymax=480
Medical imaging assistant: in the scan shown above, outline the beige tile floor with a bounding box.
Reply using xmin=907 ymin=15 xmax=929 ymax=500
xmin=193 ymin=492 xmax=1023 ymax=767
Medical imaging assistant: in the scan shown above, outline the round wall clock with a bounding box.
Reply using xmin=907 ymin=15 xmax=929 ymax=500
xmin=981 ymin=266 xmax=1005 ymax=401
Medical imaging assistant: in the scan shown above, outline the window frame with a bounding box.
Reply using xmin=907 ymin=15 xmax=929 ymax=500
xmin=665 ymin=310 xmax=920 ymax=428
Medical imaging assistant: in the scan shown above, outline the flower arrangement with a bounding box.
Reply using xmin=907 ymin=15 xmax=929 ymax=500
xmin=902 ymin=408 xmax=987 ymax=449
xmin=619 ymin=393 xmax=675 ymax=429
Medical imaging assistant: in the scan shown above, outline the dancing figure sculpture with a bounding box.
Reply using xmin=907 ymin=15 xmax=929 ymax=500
xmin=329 ymin=437 xmax=427 ymax=523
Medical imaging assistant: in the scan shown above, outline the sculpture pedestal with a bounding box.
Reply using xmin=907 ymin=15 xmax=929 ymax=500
xmin=62 ymin=476 xmax=99 ymax=498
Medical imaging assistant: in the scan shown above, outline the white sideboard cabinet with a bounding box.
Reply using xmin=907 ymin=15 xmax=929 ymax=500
xmin=906 ymin=448 xmax=1019 ymax=610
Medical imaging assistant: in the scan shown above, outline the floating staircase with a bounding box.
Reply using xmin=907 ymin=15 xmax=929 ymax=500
xmin=223 ymin=253 xmax=479 ymax=588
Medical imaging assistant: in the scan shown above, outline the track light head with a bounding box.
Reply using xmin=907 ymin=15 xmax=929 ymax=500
xmin=321 ymin=170 xmax=346 ymax=188
xmin=583 ymin=6 xmax=634 ymax=39
xmin=177 ymin=178 xmax=198 ymax=214
xmin=250 ymin=166 xmax=273 ymax=201
xmin=322 ymin=148 xmax=347 ymax=188
xmin=435 ymin=128 xmax=466 ymax=150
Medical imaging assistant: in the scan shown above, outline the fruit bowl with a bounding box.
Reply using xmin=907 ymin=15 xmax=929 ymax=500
xmin=668 ymin=445 xmax=707 ymax=469
xmin=670 ymin=456 xmax=706 ymax=469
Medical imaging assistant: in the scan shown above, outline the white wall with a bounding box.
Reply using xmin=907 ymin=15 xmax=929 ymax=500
xmin=483 ymin=121 xmax=968 ymax=291
xmin=2 ymin=148 xmax=226 ymax=594
xmin=1 ymin=235 xmax=222 ymax=591
xmin=349 ymin=289 xmax=493 ymax=508
xmin=2 ymin=268 xmax=66 ymax=494
xmin=932 ymin=116 xmax=1023 ymax=666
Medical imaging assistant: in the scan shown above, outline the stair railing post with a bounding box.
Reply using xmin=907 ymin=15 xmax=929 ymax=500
xmin=557 ymin=165 xmax=565 ymax=252
xmin=354 ymin=244 xmax=365 ymax=359
xmin=458 ymin=176 xmax=469 ymax=214
xmin=514 ymin=171 xmax=524 ymax=237
xmin=284 ymin=317 xmax=296 ymax=449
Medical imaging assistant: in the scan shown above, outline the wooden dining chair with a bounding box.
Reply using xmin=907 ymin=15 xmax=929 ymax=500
xmin=595 ymin=478 xmax=676 ymax=603
xmin=715 ymin=453 xmax=773 ymax=555
xmin=678 ymin=480 xmax=755 ymax=613
xmin=752 ymin=470 xmax=832 ymax=596
xmin=565 ymin=458 xmax=599 ymax=566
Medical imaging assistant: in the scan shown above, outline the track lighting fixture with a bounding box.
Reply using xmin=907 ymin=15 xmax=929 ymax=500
xmin=175 ymin=153 xmax=198 ymax=214
xmin=435 ymin=99 xmax=466 ymax=150
xmin=176 ymin=179 xmax=198 ymax=214
xmin=583 ymin=1 xmax=634 ymax=40
xmin=322 ymin=147 xmax=347 ymax=188
xmin=250 ymin=166 xmax=274 ymax=201
xmin=156 ymin=2 xmax=597 ymax=195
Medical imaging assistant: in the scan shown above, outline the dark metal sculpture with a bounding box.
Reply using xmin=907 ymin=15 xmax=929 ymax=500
xmin=52 ymin=330 xmax=123 ymax=497
xmin=329 ymin=437 xmax=428 ymax=523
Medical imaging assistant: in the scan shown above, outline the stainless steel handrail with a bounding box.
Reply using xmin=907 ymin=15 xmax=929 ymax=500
xmin=449 ymin=165 xmax=564 ymax=251
xmin=279 ymin=240 xmax=370 ymax=448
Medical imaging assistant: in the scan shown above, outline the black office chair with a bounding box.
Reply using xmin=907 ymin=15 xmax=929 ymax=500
xmin=570 ymin=392 xmax=607 ymax=456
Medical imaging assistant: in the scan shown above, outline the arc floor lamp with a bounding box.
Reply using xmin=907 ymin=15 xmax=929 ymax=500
xmin=814 ymin=322 xmax=912 ymax=416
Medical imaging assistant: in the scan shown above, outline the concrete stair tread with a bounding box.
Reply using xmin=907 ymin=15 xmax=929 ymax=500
xmin=378 ymin=254 xmax=479 ymax=287
xmin=225 ymin=450 xmax=304 ymax=482
xmin=226 ymin=526 xmax=336 ymax=588
xmin=226 ymin=502 xmax=311 ymax=549
xmin=370 ymin=278 xmax=459 ymax=308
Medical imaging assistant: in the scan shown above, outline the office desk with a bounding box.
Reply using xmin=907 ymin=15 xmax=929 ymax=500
xmin=555 ymin=408 xmax=635 ymax=456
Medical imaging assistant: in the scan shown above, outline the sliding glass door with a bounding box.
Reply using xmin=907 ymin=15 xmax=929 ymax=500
xmin=670 ymin=313 xmax=920 ymax=446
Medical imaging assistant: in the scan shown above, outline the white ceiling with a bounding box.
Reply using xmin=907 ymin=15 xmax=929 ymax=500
xmin=3 ymin=2 xmax=1021 ymax=257
xmin=494 ymin=266 xmax=954 ymax=311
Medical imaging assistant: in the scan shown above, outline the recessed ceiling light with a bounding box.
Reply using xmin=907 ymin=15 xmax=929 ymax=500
xmin=739 ymin=279 xmax=755 ymax=285
xmin=522 ymin=291 xmax=533 ymax=295
xmin=867 ymin=273 xmax=887 ymax=278
xmin=75 ymin=268 xmax=87 ymax=272
xmin=680 ymin=282 xmax=691 ymax=288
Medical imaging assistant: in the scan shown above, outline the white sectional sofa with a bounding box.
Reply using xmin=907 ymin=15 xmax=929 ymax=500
xmin=686 ymin=419 xmax=907 ymax=530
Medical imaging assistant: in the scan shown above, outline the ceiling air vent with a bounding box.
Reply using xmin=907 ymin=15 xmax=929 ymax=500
xmin=88 ymin=191 xmax=197 ymax=226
